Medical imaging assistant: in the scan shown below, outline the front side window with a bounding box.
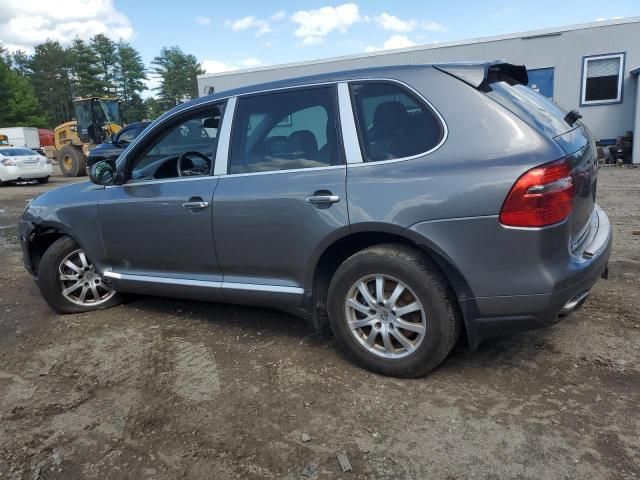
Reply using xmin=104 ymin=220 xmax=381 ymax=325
xmin=350 ymin=82 xmax=444 ymax=162
xmin=581 ymin=53 xmax=625 ymax=105
xmin=229 ymin=86 xmax=341 ymax=174
xmin=117 ymin=128 xmax=137 ymax=145
xmin=128 ymin=105 xmax=222 ymax=182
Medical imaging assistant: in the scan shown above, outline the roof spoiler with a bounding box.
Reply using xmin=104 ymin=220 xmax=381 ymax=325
xmin=433 ymin=61 xmax=528 ymax=88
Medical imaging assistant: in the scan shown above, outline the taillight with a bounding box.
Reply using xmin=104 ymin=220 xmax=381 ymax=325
xmin=500 ymin=159 xmax=574 ymax=228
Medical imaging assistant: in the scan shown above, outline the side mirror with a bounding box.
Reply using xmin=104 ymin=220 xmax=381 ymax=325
xmin=89 ymin=160 xmax=118 ymax=186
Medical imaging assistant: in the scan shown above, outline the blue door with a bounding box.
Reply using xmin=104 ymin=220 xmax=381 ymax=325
xmin=527 ymin=68 xmax=554 ymax=99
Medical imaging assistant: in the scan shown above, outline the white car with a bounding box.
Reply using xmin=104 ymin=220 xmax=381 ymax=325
xmin=0 ymin=146 xmax=53 ymax=185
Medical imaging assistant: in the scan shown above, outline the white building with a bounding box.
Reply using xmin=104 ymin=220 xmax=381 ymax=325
xmin=198 ymin=17 xmax=640 ymax=163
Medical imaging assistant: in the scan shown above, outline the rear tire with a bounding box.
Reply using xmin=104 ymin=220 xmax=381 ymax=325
xmin=38 ymin=236 xmax=122 ymax=314
xmin=36 ymin=176 xmax=49 ymax=184
xmin=327 ymin=244 xmax=460 ymax=377
xmin=58 ymin=146 xmax=86 ymax=177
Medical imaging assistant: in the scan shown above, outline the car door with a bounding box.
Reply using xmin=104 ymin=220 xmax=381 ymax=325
xmin=212 ymin=85 xmax=349 ymax=306
xmin=98 ymin=103 xmax=227 ymax=300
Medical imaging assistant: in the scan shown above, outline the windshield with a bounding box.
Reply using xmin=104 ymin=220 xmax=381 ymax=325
xmin=484 ymin=78 xmax=576 ymax=137
xmin=100 ymin=100 xmax=122 ymax=125
xmin=0 ymin=148 xmax=37 ymax=156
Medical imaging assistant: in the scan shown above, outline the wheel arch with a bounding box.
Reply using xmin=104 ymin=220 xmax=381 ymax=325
xmin=25 ymin=222 xmax=87 ymax=276
xmin=308 ymin=226 xmax=473 ymax=329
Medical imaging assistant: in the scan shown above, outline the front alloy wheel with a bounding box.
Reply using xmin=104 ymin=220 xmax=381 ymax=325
xmin=37 ymin=236 xmax=122 ymax=313
xmin=58 ymin=249 xmax=116 ymax=306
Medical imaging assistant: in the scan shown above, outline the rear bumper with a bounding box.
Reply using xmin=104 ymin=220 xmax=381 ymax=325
xmin=461 ymin=205 xmax=611 ymax=348
xmin=0 ymin=165 xmax=52 ymax=182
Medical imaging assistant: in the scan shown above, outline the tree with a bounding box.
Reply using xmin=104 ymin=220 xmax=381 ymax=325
xmin=0 ymin=54 xmax=48 ymax=127
xmin=142 ymin=97 xmax=164 ymax=120
xmin=28 ymin=40 xmax=73 ymax=127
xmin=115 ymin=42 xmax=147 ymax=122
xmin=68 ymin=38 xmax=102 ymax=98
xmin=151 ymin=46 xmax=204 ymax=111
xmin=90 ymin=34 xmax=118 ymax=95
xmin=11 ymin=50 xmax=31 ymax=77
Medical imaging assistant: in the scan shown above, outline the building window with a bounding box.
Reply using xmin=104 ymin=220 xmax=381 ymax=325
xmin=581 ymin=53 xmax=625 ymax=105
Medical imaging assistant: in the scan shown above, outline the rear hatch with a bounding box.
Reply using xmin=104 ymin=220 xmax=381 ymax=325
xmin=480 ymin=70 xmax=597 ymax=239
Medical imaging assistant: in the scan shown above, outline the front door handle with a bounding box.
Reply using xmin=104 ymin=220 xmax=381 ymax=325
xmin=182 ymin=200 xmax=210 ymax=210
xmin=305 ymin=194 xmax=340 ymax=206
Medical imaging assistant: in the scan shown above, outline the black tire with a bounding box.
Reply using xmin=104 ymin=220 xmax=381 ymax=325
xmin=36 ymin=176 xmax=49 ymax=184
xmin=58 ymin=146 xmax=87 ymax=177
xmin=327 ymin=244 xmax=460 ymax=378
xmin=38 ymin=236 xmax=122 ymax=314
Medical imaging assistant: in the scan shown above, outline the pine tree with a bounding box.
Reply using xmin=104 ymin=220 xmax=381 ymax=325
xmin=90 ymin=34 xmax=118 ymax=95
xmin=115 ymin=42 xmax=147 ymax=122
xmin=28 ymin=40 xmax=73 ymax=127
xmin=0 ymin=52 xmax=48 ymax=127
xmin=68 ymin=38 xmax=102 ymax=98
xmin=151 ymin=46 xmax=204 ymax=111
xmin=11 ymin=50 xmax=31 ymax=77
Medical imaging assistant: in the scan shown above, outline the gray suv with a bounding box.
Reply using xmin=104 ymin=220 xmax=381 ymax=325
xmin=19 ymin=62 xmax=611 ymax=377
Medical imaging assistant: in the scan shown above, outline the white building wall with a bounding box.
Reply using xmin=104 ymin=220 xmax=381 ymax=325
xmin=198 ymin=18 xmax=640 ymax=141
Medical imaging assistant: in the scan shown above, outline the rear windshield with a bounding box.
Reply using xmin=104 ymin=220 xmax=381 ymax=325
xmin=0 ymin=148 xmax=36 ymax=156
xmin=484 ymin=76 xmax=575 ymax=138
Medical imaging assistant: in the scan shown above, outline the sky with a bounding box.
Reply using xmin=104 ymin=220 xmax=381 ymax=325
xmin=1 ymin=0 xmax=639 ymax=84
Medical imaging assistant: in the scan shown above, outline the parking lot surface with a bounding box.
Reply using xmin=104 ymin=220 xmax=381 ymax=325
xmin=1 ymin=168 xmax=639 ymax=479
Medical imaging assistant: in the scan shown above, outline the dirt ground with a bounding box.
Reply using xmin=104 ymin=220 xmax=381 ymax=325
xmin=0 ymin=167 xmax=639 ymax=480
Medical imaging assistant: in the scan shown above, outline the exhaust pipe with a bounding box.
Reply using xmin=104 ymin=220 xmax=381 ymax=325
xmin=559 ymin=291 xmax=590 ymax=316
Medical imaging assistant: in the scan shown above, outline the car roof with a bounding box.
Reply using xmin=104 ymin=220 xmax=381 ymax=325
xmin=156 ymin=61 xmax=524 ymax=124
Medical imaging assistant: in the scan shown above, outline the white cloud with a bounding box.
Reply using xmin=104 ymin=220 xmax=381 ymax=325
xmin=0 ymin=0 xmax=133 ymax=52
xmin=270 ymin=11 xmax=286 ymax=22
xmin=374 ymin=13 xmax=447 ymax=33
xmin=421 ymin=21 xmax=447 ymax=32
xmin=291 ymin=3 xmax=362 ymax=45
xmin=375 ymin=13 xmax=415 ymax=32
xmin=226 ymin=16 xmax=272 ymax=35
xmin=365 ymin=34 xmax=417 ymax=52
xmin=202 ymin=58 xmax=264 ymax=74
xmin=240 ymin=57 xmax=262 ymax=68
xmin=225 ymin=10 xmax=287 ymax=37
xmin=195 ymin=16 xmax=212 ymax=25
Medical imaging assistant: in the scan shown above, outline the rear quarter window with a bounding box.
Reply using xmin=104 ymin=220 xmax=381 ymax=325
xmin=484 ymin=78 xmax=574 ymax=137
xmin=349 ymin=82 xmax=444 ymax=162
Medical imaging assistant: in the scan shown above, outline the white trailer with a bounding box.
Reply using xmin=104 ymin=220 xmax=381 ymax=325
xmin=0 ymin=127 xmax=40 ymax=150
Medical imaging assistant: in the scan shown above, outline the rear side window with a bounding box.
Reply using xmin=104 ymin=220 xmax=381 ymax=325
xmin=229 ymin=86 xmax=341 ymax=174
xmin=349 ymin=82 xmax=444 ymax=162
xmin=484 ymin=75 xmax=574 ymax=137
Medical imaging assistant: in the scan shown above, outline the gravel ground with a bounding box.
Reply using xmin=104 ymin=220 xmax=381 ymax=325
xmin=0 ymin=167 xmax=639 ymax=480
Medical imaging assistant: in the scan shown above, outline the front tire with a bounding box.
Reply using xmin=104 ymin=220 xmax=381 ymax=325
xmin=327 ymin=244 xmax=459 ymax=377
xmin=58 ymin=146 xmax=87 ymax=177
xmin=38 ymin=236 xmax=122 ymax=314
xmin=36 ymin=176 xmax=49 ymax=184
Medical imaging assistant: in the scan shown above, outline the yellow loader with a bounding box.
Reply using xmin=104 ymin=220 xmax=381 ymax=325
xmin=54 ymin=97 xmax=122 ymax=177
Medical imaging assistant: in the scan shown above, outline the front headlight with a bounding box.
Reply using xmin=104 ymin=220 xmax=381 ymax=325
xmin=1 ymin=158 xmax=16 ymax=166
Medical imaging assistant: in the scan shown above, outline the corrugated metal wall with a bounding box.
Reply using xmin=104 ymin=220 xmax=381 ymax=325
xmin=198 ymin=21 xmax=640 ymax=140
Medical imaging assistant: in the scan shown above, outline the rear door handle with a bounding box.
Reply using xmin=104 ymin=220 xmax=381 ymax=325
xmin=305 ymin=195 xmax=340 ymax=206
xmin=182 ymin=201 xmax=209 ymax=210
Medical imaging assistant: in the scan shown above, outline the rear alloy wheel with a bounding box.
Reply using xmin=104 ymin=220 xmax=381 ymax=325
xmin=38 ymin=236 xmax=122 ymax=313
xmin=345 ymin=274 xmax=426 ymax=359
xmin=328 ymin=244 xmax=460 ymax=377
